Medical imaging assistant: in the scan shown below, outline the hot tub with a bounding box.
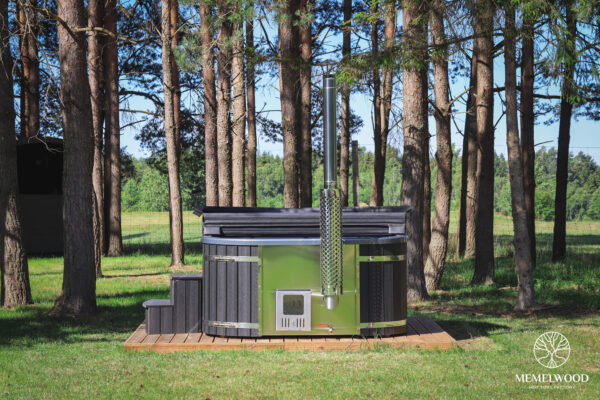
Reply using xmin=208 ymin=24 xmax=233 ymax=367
xmin=198 ymin=206 xmax=409 ymax=337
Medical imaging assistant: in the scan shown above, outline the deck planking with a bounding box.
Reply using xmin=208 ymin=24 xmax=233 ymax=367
xmin=123 ymin=316 xmax=456 ymax=353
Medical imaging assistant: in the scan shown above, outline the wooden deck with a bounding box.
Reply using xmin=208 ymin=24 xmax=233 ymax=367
xmin=123 ymin=316 xmax=456 ymax=352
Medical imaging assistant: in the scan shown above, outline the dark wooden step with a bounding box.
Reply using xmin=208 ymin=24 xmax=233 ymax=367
xmin=143 ymin=274 xmax=203 ymax=335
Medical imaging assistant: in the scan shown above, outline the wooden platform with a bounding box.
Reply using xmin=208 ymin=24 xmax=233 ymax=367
xmin=123 ymin=316 xmax=456 ymax=352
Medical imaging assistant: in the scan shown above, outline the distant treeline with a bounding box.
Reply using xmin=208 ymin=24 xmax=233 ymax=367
xmin=122 ymin=146 xmax=600 ymax=221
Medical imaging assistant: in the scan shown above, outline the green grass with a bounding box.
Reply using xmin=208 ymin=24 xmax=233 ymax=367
xmin=1 ymin=212 xmax=599 ymax=399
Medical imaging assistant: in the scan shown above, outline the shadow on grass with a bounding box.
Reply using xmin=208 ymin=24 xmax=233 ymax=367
xmin=433 ymin=319 xmax=510 ymax=341
xmin=122 ymin=242 xmax=203 ymax=256
xmin=0 ymin=289 xmax=167 ymax=347
xmin=101 ymin=272 xmax=166 ymax=279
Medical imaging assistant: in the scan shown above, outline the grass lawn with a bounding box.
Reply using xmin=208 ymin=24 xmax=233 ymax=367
xmin=0 ymin=211 xmax=599 ymax=399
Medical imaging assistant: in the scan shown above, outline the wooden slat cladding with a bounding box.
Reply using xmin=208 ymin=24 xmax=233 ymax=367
xmin=144 ymin=275 xmax=203 ymax=335
xmin=359 ymin=243 xmax=407 ymax=336
xmin=202 ymin=244 xmax=259 ymax=337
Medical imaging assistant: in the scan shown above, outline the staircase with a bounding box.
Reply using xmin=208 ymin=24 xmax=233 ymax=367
xmin=142 ymin=273 xmax=203 ymax=335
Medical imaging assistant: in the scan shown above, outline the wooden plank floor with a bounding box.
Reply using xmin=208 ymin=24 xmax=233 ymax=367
xmin=124 ymin=317 xmax=456 ymax=353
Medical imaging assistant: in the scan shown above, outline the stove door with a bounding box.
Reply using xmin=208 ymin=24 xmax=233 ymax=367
xmin=275 ymin=290 xmax=311 ymax=331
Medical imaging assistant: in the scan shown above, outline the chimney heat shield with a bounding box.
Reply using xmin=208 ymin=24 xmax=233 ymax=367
xmin=320 ymin=74 xmax=343 ymax=310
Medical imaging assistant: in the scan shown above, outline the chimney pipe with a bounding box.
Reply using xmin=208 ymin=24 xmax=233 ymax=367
xmin=320 ymin=74 xmax=343 ymax=310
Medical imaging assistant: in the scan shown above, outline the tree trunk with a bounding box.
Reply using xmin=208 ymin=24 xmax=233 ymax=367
xmin=199 ymin=4 xmax=218 ymax=206
xmin=18 ymin=3 xmax=29 ymax=138
xmin=278 ymin=0 xmax=300 ymax=208
xmin=170 ymin=0 xmax=181 ymax=152
xmin=505 ymin=4 xmax=535 ymax=311
xmin=458 ymin=54 xmax=477 ymax=258
xmin=370 ymin=0 xmax=394 ymax=207
xmin=298 ymin=0 xmax=312 ymax=208
xmin=464 ymin=53 xmax=478 ymax=259
xmin=52 ymin=0 xmax=96 ymax=315
xmin=18 ymin=0 xmax=39 ymax=138
xmin=0 ymin=2 xmax=33 ymax=307
xmin=232 ymin=12 xmax=246 ymax=207
xmin=369 ymin=1 xmax=382 ymax=207
xmin=246 ymin=16 xmax=257 ymax=207
xmin=402 ymin=0 xmax=429 ymax=301
xmin=339 ymin=0 xmax=351 ymax=207
xmin=216 ymin=3 xmax=233 ymax=207
xmin=472 ymin=0 xmax=495 ymax=285
xmin=424 ymin=0 xmax=452 ymax=292
xmin=552 ymin=0 xmax=576 ymax=262
xmin=103 ymin=0 xmax=122 ymax=256
xmin=380 ymin=0 xmax=395 ymax=204
xmin=423 ymin=132 xmax=431 ymax=262
xmin=162 ymin=0 xmax=184 ymax=266
xmin=520 ymin=13 xmax=536 ymax=265
xmin=88 ymin=0 xmax=104 ymax=275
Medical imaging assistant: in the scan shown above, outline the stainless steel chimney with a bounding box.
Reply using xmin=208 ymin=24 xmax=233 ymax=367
xmin=320 ymin=74 xmax=343 ymax=310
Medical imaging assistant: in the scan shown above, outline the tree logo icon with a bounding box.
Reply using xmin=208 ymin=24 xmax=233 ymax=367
xmin=533 ymin=332 xmax=570 ymax=368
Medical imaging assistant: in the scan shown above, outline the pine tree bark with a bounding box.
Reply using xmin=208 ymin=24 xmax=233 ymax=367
xmin=52 ymin=0 xmax=96 ymax=315
xmin=520 ymin=14 xmax=536 ymax=265
xmin=88 ymin=0 xmax=104 ymax=275
xmin=246 ymin=17 xmax=257 ymax=207
xmin=103 ymin=0 xmax=122 ymax=256
xmin=200 ymin=4 xmax=218 ymax=206
xmin=18 ymin=3 xmax=29 ymax=137
xmin=464 ymin=53 xmax=478 ymax=259
xmin=369 ymin=1 xmax=382 ymax=206
xmin=216 ymin=3 xmax=233 ymax=207
xmin=278 ymin=0 xmax=300 ymax=208
xmin=402 ymin=0 xmax=429 ymax=301
xmin=298 ymin=0 xmax=312 ymax=208
xmin=170 ymin=0 xmax=181 ymax=152
xmin=339 ymin=0 xmax=351 ymax=207
xmin=552 ymin=0 xmax=576 ymax=262
xmin=162 ymin=0 xmax=184 ymax=265
xmin=423 ymin=132 xmax=431 ymax=262
xmin=505 ymin=4 xmax=535 ymax=311
xmin=458 ymin=54 xmax=477 ymax=258
xmin=0 ymin=2 xmax=33 ymax=307
xmin=424 ymin=0 xmax=451 ymax=292
xmin=371 ymin=0 xmax=394 ymax=207
xmin=472 ymin=0 xmax=495 ymax=285
xmin=232 ymin=12 xmax=246 ymax=207
xmin=18 ymin=0 xmax=39 ymax=138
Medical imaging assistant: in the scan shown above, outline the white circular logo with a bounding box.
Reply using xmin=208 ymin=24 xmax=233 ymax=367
xmin=533 ymin=332 xmax=570 ymax=368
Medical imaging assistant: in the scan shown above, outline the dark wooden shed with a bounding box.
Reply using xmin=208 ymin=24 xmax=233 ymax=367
xmin=17 ymin=137 xmax=64 ymax=254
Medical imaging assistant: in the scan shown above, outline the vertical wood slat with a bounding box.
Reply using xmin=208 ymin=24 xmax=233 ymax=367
xmin=226 ymin=245 xmax=238 ymax=337
xmin=250 ymin=245 xmax=259 ymax=337
xmin=174 ymin=279 xmax=186 ymax=333
xmin=160 ymin=306 xmax=173 ymax=333
xmin=238 ymin=246 xmax=251 ymax=337
xmin=187 ymin=279 xmax=200 ymax=332
xmin=148 ymin=307 xmax=161 ymax=334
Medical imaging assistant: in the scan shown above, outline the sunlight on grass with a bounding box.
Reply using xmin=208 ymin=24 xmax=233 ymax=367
xmin=0 ymin=212 xmax=598 ymax=399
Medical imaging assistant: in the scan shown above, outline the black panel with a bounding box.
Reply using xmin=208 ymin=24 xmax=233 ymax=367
xmin=198 ymin=206 xmax=409 ymax=237
xmin=359 ymin=243 xmax=407 ymax=337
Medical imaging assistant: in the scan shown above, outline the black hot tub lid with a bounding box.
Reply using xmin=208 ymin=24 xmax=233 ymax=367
xmin=195 ymin=206 xmax=410 ymax=237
